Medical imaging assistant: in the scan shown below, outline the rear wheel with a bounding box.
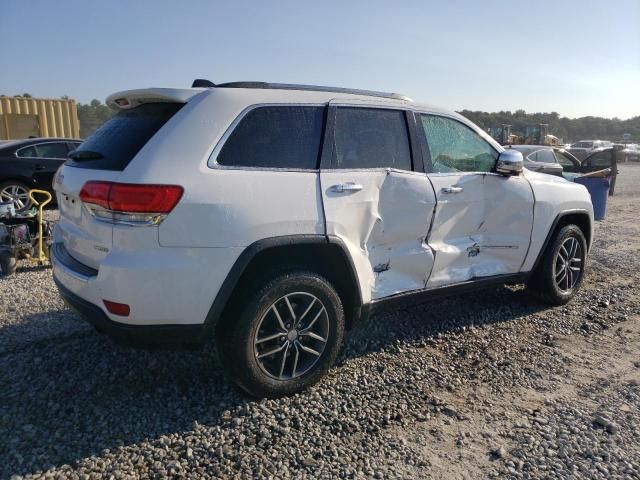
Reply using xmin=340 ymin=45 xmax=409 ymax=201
xmin=0 ymin=181 xmax=32 ymax=212
xmin=528 ymin=224 xmax=587 ymax=305
xmin=218 ymin=271 xmax=344 ymax=398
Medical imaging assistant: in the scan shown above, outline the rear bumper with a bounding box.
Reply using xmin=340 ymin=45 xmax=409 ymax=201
xmin=54 ymin=276 xmax=207 ymax=345
xmin=50 ymin=231 xmax=243 ymax=327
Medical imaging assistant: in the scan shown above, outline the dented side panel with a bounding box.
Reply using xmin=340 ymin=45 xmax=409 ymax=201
xmin=426 ymin=173 xmax=534 ymax=288
xmin=425 ymin=173 xmax=486 ymax=287
xmin=321 ymin=169 xmax=436 ymax=302
xmin=468 ymin=175 xmax=534 ymax=277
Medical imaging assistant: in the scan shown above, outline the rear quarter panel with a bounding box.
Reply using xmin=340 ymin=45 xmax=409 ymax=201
xmin=0 ymin=156 xmax=36 ymax=185
xmin=119 ymin=90 xmax=325 ymax=248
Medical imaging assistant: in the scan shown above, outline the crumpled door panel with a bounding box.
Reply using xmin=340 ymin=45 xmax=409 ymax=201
xmin=321 ymin=169 xmax=436 ymax=302
xmin=426 ymin=173 xmax=534 ymax=288
xmin=426 ymin=173 xmax=485 ymax=287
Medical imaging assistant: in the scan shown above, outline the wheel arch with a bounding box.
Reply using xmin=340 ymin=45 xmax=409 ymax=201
xmin=205 ymin=235 xmax=363 ymax=335
xmin=0 ymin=176 xmax=35 ymax=187
xmin=529 ymin=209 xmax=592 ymax=275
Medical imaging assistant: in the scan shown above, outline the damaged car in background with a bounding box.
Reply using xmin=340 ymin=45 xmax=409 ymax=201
xmin=507 ymin=145 xmax=618 ymax=195
xmin=51 ymin=80 xmax=594 ymax=398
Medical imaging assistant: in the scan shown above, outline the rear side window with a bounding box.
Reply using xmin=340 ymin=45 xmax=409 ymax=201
xmin=37 ymin=142 xmax=70 ymax=159
xmin=68 ymin=103 xmax=183 ymax=171
xmin=216 ymin=106 xmax=324 ymax=169
xmin=333 ymin=108 xmax=412 ymax=170
xmin=533 ymin=149 xmax=556 ymax=163
xmin=16 ymin=146 xmax=37 ymax=158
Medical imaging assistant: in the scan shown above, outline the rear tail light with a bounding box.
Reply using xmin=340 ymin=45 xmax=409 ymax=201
xmin=79 ymin=181 xmax=183 ymax=226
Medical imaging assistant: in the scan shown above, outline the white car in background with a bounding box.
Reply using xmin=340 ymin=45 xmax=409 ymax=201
xmin=568 ymin=140 xmax=613 ymax=160
xmin=51 ymin=80 xmax=594 ymax=397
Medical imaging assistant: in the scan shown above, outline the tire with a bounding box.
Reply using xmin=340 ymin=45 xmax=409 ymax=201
xmin=527 ymin=224 xmax=587 ymax=305
xmin=0 ymin=252 xmax=17 ymax=276
xmin=0 ymin=181 xmax=32 ymax=212
xmin=218 ymin=271 xmax=345 ymax=398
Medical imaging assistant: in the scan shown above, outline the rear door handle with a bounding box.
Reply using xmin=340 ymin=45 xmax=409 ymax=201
xmin=442 ymin=186 xmax=463 ymax=194
xmin=35 ymin=165 xmax=46 ymax=170
xmin=330 ymin=183 xmax=363 ymax=193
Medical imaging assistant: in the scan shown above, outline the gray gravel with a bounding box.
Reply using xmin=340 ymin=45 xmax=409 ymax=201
xmin=2 ymin=165 xmax=640 ymax=479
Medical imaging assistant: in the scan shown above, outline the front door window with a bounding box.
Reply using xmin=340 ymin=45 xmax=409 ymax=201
xmin=420 ymin=115 xmax=497 ymax=173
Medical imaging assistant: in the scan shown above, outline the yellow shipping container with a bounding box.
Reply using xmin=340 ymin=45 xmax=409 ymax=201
xmin=0 ymin=96 xmax=80 ymax=140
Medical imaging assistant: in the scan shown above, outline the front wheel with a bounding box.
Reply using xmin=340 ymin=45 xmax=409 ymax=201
xmin=527 ymin=224 xmax=587 ymax=305
xmin=218 ymin=271 xmax=345 ymax=398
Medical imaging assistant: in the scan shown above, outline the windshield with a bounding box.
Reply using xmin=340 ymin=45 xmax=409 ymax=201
xmin=572 ymin=141 xmax=593 ymax=148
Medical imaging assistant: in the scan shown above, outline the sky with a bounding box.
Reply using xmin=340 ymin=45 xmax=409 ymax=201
xmin=1 ymin=0 xmax=638 ymax=119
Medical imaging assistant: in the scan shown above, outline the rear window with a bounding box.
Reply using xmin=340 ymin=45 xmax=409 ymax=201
xmin=215 ymin=106 xmax=324 ymax=169
xmin=67 ymin=103 xmax=183 ymax=171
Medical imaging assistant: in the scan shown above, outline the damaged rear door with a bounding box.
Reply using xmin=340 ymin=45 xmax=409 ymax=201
xmin=320 ymin=104 xmax=436 ymax=302
xmin=419 ymin=114 xmax=534 ymax=288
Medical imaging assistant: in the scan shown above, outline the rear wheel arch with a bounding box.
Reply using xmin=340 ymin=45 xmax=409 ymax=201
xmin=0 ymin=174 xmax=36 ymax=184
xmin=207 ymin=235 xmax=362 ymax=335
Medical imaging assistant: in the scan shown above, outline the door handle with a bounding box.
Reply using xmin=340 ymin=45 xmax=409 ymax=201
xmin=330 ymin=183 xmax=363 ymax=193
xmin=442 ymin=186 xmax=463 ymax=194
xmin=35 ymin=165 xmax=46 ymax=170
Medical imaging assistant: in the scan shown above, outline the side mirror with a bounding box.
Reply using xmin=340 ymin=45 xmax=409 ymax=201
xmin=496 ymin=150 xmax=524 ymax=175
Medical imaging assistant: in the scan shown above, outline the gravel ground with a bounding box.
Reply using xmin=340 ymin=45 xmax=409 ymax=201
xmin=1 ymin=166 xmax=640 ymax=479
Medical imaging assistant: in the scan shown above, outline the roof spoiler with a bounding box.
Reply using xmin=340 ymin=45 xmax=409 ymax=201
xmin=192 ymin=79 xmax=216 ymax=88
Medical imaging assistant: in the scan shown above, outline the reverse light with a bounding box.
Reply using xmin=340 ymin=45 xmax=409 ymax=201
xmin=79 ymin=181 xmax=183 ymax=226
xmin=103 ymin=300 xmax=130 ymax=317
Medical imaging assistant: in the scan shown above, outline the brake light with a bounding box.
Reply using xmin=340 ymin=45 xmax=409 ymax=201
xmin=80 ymin=182 xmax=183 ymax=213
xmin=78 ymin=181 xmax=111 ymax=210
xmin=79 ymin=181 xmax=183 ymax=225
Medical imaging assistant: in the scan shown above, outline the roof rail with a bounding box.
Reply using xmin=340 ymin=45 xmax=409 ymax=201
xmin=191 ymin=79 xmax=412 ymax=102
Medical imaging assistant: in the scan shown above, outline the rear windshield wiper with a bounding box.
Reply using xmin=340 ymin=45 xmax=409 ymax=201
xmin=68 ymin=150 xmax=104 ymax=161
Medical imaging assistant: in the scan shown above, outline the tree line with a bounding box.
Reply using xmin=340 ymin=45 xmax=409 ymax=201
xmin=458 ymin=110 xmax=640 ymax=143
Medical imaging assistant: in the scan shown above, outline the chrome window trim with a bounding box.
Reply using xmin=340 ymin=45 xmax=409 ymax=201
xmin=207 ymin=103 xmax=326 ymax=172
xmin=14 ymin=141 xmax=70 ymax=160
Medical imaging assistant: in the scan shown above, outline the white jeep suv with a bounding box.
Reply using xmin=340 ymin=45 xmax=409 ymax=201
xmin=52 ymin=80 xmax=594 ymax=397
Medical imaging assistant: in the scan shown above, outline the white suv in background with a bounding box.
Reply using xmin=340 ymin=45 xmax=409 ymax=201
xmin=52 ymin=80 xmax=594 ymax=397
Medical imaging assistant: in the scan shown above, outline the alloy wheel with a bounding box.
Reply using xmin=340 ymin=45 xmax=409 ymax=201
xmin=0 ymin=184 xmax=30 ymax=211
xmin=554 ymin=236 xmax=583 ymax=292
xmin=253 ymin=292 xmax=329 ymax=380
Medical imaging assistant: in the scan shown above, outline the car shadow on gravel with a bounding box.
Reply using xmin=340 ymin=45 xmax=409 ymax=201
xmin=1 ymin=285 xmax=548 ymax=476
xmin=341 ymin=286 xmax=549 ymax=361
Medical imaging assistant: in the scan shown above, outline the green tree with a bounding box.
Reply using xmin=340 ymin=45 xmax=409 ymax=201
xmin=77 ymin=99 xmax=115 ymax=138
